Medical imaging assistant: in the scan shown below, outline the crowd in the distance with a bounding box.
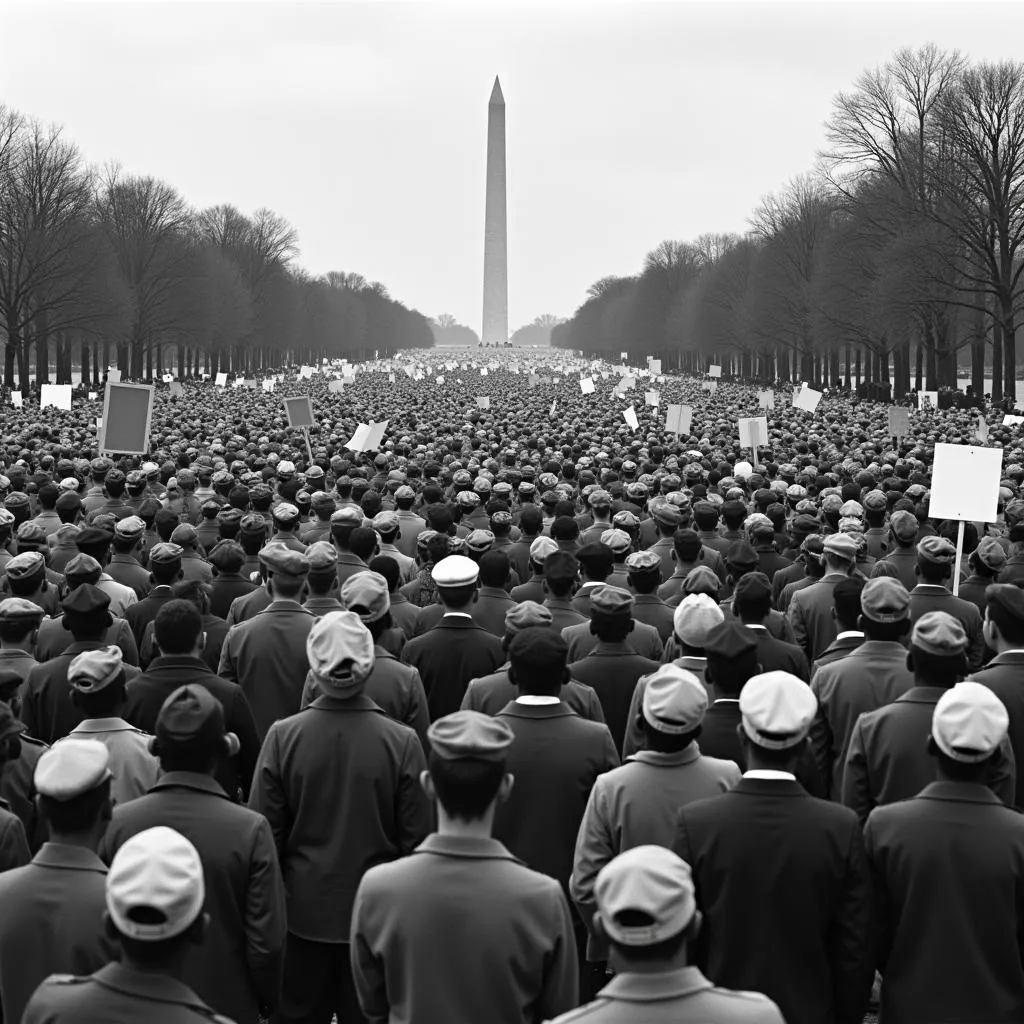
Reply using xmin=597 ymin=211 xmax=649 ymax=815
xmin=0 ymin=348 xmax=1022 ymax=1024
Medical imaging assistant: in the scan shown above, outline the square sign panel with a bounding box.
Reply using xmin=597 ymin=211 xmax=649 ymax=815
xmin=929 ymin=443 xmax=1003 ymax=523
xmin=99 ymin=382 xmax=154 ymax=455
xmin=283 ymin=395 xmax=315 ymax=429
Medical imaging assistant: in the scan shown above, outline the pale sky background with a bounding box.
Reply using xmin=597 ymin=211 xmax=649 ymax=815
xmin=2 ymin=0 xmax=1022 ymax=336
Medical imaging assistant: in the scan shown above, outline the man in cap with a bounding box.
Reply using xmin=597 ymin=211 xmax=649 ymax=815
xmin=2 ymin=550 xmax=62 ymax=616
xmin=970 ymin=584 xmax=1024 ymax=807
xmin=124 ymin=600 xmax=259 ymax=801
xmin=206 ymin=540 xmax=258 ymax=619
xmin=624 ymin=549 xmax=674 ymax=643
xmin=350 ymin=709 xmax=578 ymax=1024
xmin=861 ymin=489 xmax=890 ymax=559
xmin=864 ymin=683 xmax=1024 ymax=1024
xmin=732 ymin=572 xmax=809 ymax=679
xmin=842 ymin=610 xmax=1014 ymax=824
xmin=65 ymin=646 xmax=159 ymax=806
xmin=562 ymin=576 xmax=664 ymax=664
xmin=391 ymin=485 xmax=426 ymax=558
xmin=538 ymin=548 xmax=586 ymax=631
xmin=301 ymin=571 xmax=430 ymax=750
xmin=218 ymin=545 xmax=315 ymax=737
xmin=774 ymin=530 xmax=825 ymax=610
xmin=460 ymin=601 xmax=606 ymax=721
xmin=0 ymin=702 xmax=29 ymax=870
xmin=300 ymin=539 xmax=346 ymax=615
xmin=571 ymin=666 xmax=740 ymax=966
xmin=79 ymin=458 xmax=111 ymax=517
xmin=300 ymin=491 xmax=338 ymax=545
xmin=195 ymin=499 xmax=223 ymax=554
xmin=23 ymin=826 xmax=233 ymax=1023
xmin=372 ymin=510 xmax=416 ymax=584
xmin=250 ymin=611 xmax=430 ymax=1024
xmin=165 ymin=468 xmax=203 ymax=526
xmin=125 ymin=541 xmax=185 ymax=647
xmin=107 ymin=516 xmax=152 ymax=598
xmin=102 ymin=685 xmax=286 ymax=1024
xmin=0 ymin=595 xmax=43 ymax=686
xmin=555 ymin=846 xmax=785 ymax=1023
xmin=675 ymin=671 xmax=873 ymax=1024
xmin=578 ymin=489 xmax=614 ymax=546
xmin=27 ymin=484 xmax=63 ymax=541
xmin=657 ymin=527 xmax=727 ymax=604
xmin=368 ymin=554 xmax=422 ymax=639
xmin=169 ymin=523 xmax=214 ymax=585
xmin=0 ymin=739 xmax=118 ymax=1024
xmin=880 ymin=509 xmax=922 ymax=591
xmin=958 ymin=534 xmax=1007 ymax=615
xmin=330 ymin=506 xmax=372 ymax=586
xmin=22 ymin=585 xmax=140 ymax=746
xmin=73 ymin=527 xmax=139 ymax=617
xmin=492 ymin=629 xmax=619 ymax=987
xmin=811 ymin=578 xmax=866 ymax=671
xmin=401 ymin=555 xmax=504 ymax=721
xmin=509 ymin=534 xmax=556 ymax=604
xmin=467 ymin=549 xmax=515 ymax=637
xmin=269 ymin=502 xmax=306 ymax=553
xmin=908 ymin=534 xmax=985 ymax=670
xmin=567 ymin=587 xmax=663 ymax=756
xmin=788 ymin=532 xmax=859 ymax=664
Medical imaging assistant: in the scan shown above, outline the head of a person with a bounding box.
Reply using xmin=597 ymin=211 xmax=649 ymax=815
xmin=723 ymin=541 xmax=758 ymax=587
xmin=576 ymin=542 xmax=613 ymax=584
xmin=703 ymin=619 xmax=760 ymax=698
xmin=832 ymin=577 xmax=866 ymax=633
xmin=478 ymin=549 xmax=511 ymax=589
xmin=589 ymin=585 xmax=635 ymax=644
xmin=349 ymin=526 xmax=379 ymax=564
xmin=368 ymin=554 xmax=401 ymax=595
xmin=927 ymin=681 xmax=1009 ymax=784
xmin=639 ymin=665 xmax=707 ymax=753
xmin=889 ymin=509 xmax=919 ymax=550
xmin=259 ymin=544 xmax=309 ymax=601
xmin=341 ymin=570 xmax=393 ymax=640
xmin=508 ymin=628 xmax=569 ymax=698
xmin=104 ymin=826 xmax=207 ymax=969
xmin=423 ymin=710 xmax=514 ymax=823
xmin=916 ymin=535 xmax=957 ymax=585
xmin=69 ymin=646 xmax=127 ymax=719
xmin=153 ymin=599 xmax=205 ymax=658
xmin=306 ymin=610 xmax=376 ymax=704
xmin=61 ymin=584 xmax=113 ymax=642
xmin=821 ymin=533 xmax=858 ymax=576
xmin=731 ymin=571 xmax=772 ymax=626
xmin=329 ymin=507 xmax=363 ymax=551
xmin=624 ymin=550 xmax=661 ymax=595
xmin=739 ymin=670 xmax=817 ymax=772
xmin=594 ymin=846 xmax=702 ymax=971
xmin=152 ymin=684 xmax=240 ymax=774
xmin=3 ymin=551 xmax=47 ymax=598
xmin=542 ymin=550 xmax=578 ymax=599
xmin=0 ymin=596 xmax=44 ymax=650
xmin=149 ymin=542 xmax=185 ymax=587
xmin=858 ymin=577 xmax=911 ymax=642
xmin=909 ymin=611 xmax=968 ymax=688
xmin=501 ymin=600 xmax=553 ymax=650
xmin=431 ymin=555 xmax=479 ymax=611
xmin=983 ymin=584 xmax=1024 ymax=653
xmin=34 ymin=738 xmax=113 ymax=842
xmin=969 ymin=536 xmax=1008 ymax=581
xmin=672 ymin=593 xmax=725 ymax=656
xmin=518 ymin=505 xmax=543 ymax=538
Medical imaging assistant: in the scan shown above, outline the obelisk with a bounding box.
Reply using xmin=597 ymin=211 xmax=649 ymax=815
xmin=481 ymin=76 xmax=507 ymax=347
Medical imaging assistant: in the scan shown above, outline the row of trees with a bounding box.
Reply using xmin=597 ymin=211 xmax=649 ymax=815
xmin=553 ymin=46 xmax=1024 ymax=401
xmin=0 ymin=109 xmax=433 ymax=389
xmin=429 ymin=312 xmax=566 ymax=347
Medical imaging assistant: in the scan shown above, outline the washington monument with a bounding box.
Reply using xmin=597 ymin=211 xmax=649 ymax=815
xmin=481 ymin=76 xmax=507 ymax=346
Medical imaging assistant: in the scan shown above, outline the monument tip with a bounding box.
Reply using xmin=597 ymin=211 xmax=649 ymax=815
xmin=489 ymin=76 xmax=504 ymax=105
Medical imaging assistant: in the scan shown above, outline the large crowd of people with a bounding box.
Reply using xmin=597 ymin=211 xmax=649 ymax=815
xmin=0 ymin=346 xmax=1023 ymax=1024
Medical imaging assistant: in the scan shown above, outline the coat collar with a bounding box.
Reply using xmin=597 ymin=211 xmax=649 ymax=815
xmin=916 ymin=780 xmax=1003 ymax=805
xmin=627 ymin=746 xmax=700 ymax=767
xmin=731 ymin=776 xmax=808 ymax=798
xmin=32 ymin=842 xmax=108 ymax=873
xmin=145 ymin=655 xmax=211 ymax=673
xmin=150 ymin=771 xmax=229 ymax=798
xmin=599 ymin=966 xmax=715 ymax=1003
xmin=986 ymin=650 xmax=1024 ymax=666
xmin=308 ymin=692 xmax=385 ymax=713
xmin=70 ymin=717 xmax=138 ymax=734
xmin=414 ymin=833 xmax=522 ymax=863
xmin=90 ymin=962 xmax=212 ymax=1007
xmin=894 ymin=686 xmax=947 ymax=705
xmin=496 ymin=700 xmax=577 ymax=720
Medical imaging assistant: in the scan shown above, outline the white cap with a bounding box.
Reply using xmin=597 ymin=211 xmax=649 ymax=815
xmin=740 ymin=671 xmax=817 ymax=750
xmin=733 ymin=460 xmax=753 ymax=480
xmin=529 ymin=536 xmax=559 ymax=563
xmin=432 ymin=554 xmax=480 ymax=587
xmin=932 ymin=681 xmax=1009 ymax=763
xmin=34 ymin=738 xmax=112 ymax=801
xmin=673 ymin=593 xmax=725 ymax=647
xmin=106 ymin=826 xmax=205 ymax=941
xmin=641 ymin=666 xmax=707 ymax=733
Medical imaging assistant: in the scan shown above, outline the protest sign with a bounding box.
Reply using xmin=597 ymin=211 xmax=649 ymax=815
xmin=328 ymin=380 xmax=344 ymax=393
xmin=88 ymin=391 xmax=97 ymax=401
xmin=1003 ymin=414 xmax=1024 ymax=426
xmin=11 ymin=391 xmax=21 ymax=409
xmin=917 ymin=391 xmax=938 ymax=411
xmin=262 ymin=379 xmax=275 ymax=393
xmin=700 ymin=381 xmax=718 ymax=394
xmin=648 ymin=359 xmax=661 ymax=375
xmin=793 ymin=387 xmax=822 ymax=413
xmin=162 ymin=374 xmax=174 ymax=384
xmin=665 ymin=404 xmax=692 ymax=436
xmin=107 ymin=369 xmax=121 ymax=383
xmin=738 ymin=416 xmax=769 ymax=451
xmin=887 ymin=406 xmax=910 ymax=440
xmin=757 ymin=390 xmax=775 ymax=410
xmin=708 ymin=364 xmax=722 ymax=378
xmin=283 ymin=396 xmax=315 ymax=429
xmin=580 ymin=377 xmax=595 ymax=395
xmin=645 ymin=390 xmax=660 ymax=407
xmin=40 ymin=384 xmax=72 ymax=411
xmin=476 ymin=397 xmax=491 ymax=410
xmin=622 ymin=405 xmax=639 ymax=432
xmin=299 ymin=365 xmax=315 ymax=379
xmin=215 ymin=372 xmax=228 ymax=387
xmin=99 ymin=382 xmax=154 ymax=455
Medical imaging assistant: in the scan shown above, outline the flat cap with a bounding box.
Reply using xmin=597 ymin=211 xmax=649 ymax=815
xmin=823 ymin=533 xmax=858 ymax=561
xmin=277 ymin=460 xmax=296 ymax=476
xmin=651 ymin=503 xmax=682 ymax=527
xmin=114 ymin=515 xmax=146 ymax=540
xmin=465 ymin=529 xmax=495 ymax=554
xmin=311 ymin=491 xmax=337 ymax=513
xmin=912 ymin=610 xmax=967 ymax=656
xmin=529 ymin=536 xmax=559 ymax=563
xmin=427 ymin=710 xmax=513 ymax=762
xmin=305 ymin=540 xmax=337 ymax=573
xmin=3 ymin=551 xmax=44 ymax=581
xmin=860 ymin=577 xmax=910 ymax=623
xmin=330 ymin=507 xmax=363 ymax=527
xmin=0 ymin=596 xmax=45 ymax=624
xmin=839 ymin=500 xmax=864 ymax=519
xmin=590 ymin=585 xmax=634 ymax=619
xmin=975 ymin=536 xmax=1008 ymax=572
xmin=64 ymin=553 xmax=103 ymax=584
xmin=0 ymin=509 xmax=14 ymax=527
xmin=504 ymin=600 xmax=553 ymax=634
xmin=612 ymin=510 xmax=640 ymax=529
xmin=932 ymin=681 xmax=1009 ymax=763
xmin=239 ymin=512 xmax=268 ymax=536
xmin=149 ymin=542 xmax=184 ymax=566
xmin=740 ymin=671 xmax=817 ymax=750
xmin=917 ymin=535 xmax=956 ymax=566
xmin=259 ymin=543 xmax=309 ymax=578
xmin=890 ymin=510 xmax=919 ymax=542
xmin=673 ymin=593 xmax=725 ymax=647
xmin=16 ymin=521 xmax=46 ymax=546
xmin=106 ymin=827 xmax=205 ymax=942
xmin=394 ymin=485 xmax=415 ymax=501
xmin=68 ymin=646 xmax=124 ymax=694
xmin=157 ymin=684 xmax=232 ymax=749
xmin=372 ymin=510 xmax=401 ymax=534
xmin=207 ymin=540 xmax=245 ymax=573
xmin=272 ymin=502 xmax=300 ymax=525
xmin=682 ymin=565 xmax=721 ymax=597
xmin=625 ymin=549 xmax=661 ymax=573
xmin=987 ymin=583 xmax=1024 ymax=627
xmin=863 ymin=490 xmax=888 ymax=512
xmin=307 ymin=610 xmax=375 ymax=694
xmin=170 ymin=523 xmax=198 ymax=547
xmin=703 ymin=618 xmax=758 ymax=660
xmin=642 ymin=665 xmax=707 ymax=733
xmin=341 ymin=571 xmax=390 ymax=622
xmin=724 ymin=541 xmax=759 ymax=570
xmin=216 ymin=506 xmax=243 ymax=526
xmin=733 ymin=571 xmax=772 ymax=606
xmin=432 ymin=554 xmax=479 ymax=587
xmin=456 ymin=490 xmax=480 ymax=509
xmin=35 ymin=737 xmax=112 ymax=801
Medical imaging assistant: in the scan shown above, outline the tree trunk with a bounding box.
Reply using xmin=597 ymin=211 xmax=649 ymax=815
xmin=1003 ymin=301 xmax=1016 ymax=407
xmin=992 ymin=322 xmax=1004 ymax=405
xmin=81 ymin=338 xmax=91 ymax=388
xmin=4 ymin=328 xmax=18 ymax=388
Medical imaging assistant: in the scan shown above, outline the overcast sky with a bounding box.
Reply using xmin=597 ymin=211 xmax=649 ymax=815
xmin=2 ymin=1 xmax=1022 ymax=335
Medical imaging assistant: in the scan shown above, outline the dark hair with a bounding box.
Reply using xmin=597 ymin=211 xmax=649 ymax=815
xmin=64 ymin=609 xmax=110 ymax=641
xmin=479 ymin=550 xmax=510 ymax=589
xmin=348 ymin=527 xmax=378 ymax=563
xmin=428 ymin=751 xmax=505 ymax=821
xmin=917 ymin=559 xmax=950 ymax=584
xmin=508 ymin=629 xmax=567 ymax=696
xmin=610 ymin=910 xmax=689 ymax=963
xmin=862 ymin=617 xmax=910 ymax=642
xmin=745 ymin=737 xmax=805 ymax=770
xmin=910 ymin=648 xmax=965 ymax=688
xmin=518 ymin=506 xmax=543 ymax=536
xmin=576 ymin=544 xmax=613 ymax=581
xmin=986 ymin=593 xmax=1024 ymax=647
xmin=642 ymin=721 xmax=699 ymax=753
xmin=733 ymin=583 xmax=771 ymax=622
xmin=151 ymin=558 xmax=182 ymax=585
xmin=705 ymin=650 xmax=759 ymax=698
xmin=39 ymin=777 xmax=111 ymax=835
xmin=932 ymin=746 xmax=995 ymax=784
xmin=368 ymin=555 xmax=400 ymax=593
xmin=73 ymin=677 xmax=126 ymax=718
xmin=437 ymin=582 xmax=476 ymax=609
xmin=591 ymin=617 xmax=632 ymax=644
xmin=832 ymin=578 xmax=865 ymax=631
xmin=154 ymin=600 xmax=203 ymax=655
xmin=626 ymin=567 xmax=660 ymax=595
xmin=0 ymin=619 xmax=37 ymax=643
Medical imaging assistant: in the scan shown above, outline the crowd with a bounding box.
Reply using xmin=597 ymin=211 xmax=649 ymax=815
xmin=0 ymin=347 xmax=1023 ymax=1024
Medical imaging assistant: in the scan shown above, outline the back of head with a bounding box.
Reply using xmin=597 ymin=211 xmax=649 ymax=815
xmin=832 ymin=577 xmax=865 ymax=632
xmin=154 ymin=599 xmax=203 ymax=657
xmin=368 ymin=555 xmax=401 ymax=593
xmin=508 ymin=627 xmax=568 ymax=697
xmin=576 ymin=542 xmax=613 ymax=583
xmin=543 ymin=550 xmax=579 ymax=598
xmin=910 ymin=610 xmax=968 ymax=688
xmin=349 ymin=526 xmax=378 ymax=563
xmin=426 ymin=711 xmax=513 ymax=822
xmin=478 ymin=549 xmax=510 ymax=589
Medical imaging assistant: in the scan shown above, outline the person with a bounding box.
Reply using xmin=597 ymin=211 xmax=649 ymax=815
xmin=125 ymin=541 xmax=185 ymax=646
xmin=788 ymin=532 xmax=858 ymax=664
xmin=811 ymin=577 xmax=865 ymax=671
xmin=461 ymin=601 xmax=606 ymax=721
xmin=206 ymin=541 xmax=258 ymax=620
xmin=21 ymin=584 xmax=140 ymax=746
xmin=0 ymin=701 xmax=29 ymax=870
xmin=350 ymin=710 xmax=578 ymax=1024
xmin=124 ymin=599 xmax=260 ymax=801
xmin=571 ymin=665 xmax=740 ymax=964
xmin=541 ymin=549 xmax=589 ymax=632
xmin=864 ymin=683 xmax=1024 ymax=1023
xmin=550 ymin=846 xmax=785 ymax=1024
xmin=64 ymin=646 xmax=159 ymax=805
xmin=401 ymin=554 xmax=504 ymax=721
xmin=106 ymin=516 xmax=152 ymax=598
xmin=101 ymin=685 xmax=286 ymax=1024
xmin=732 ymin=571 xmax=809 ymax=679
xmin=810 ymin=576 xmax=915 ymax=799
xmin=249 ymin=611 xmax=431 ymax=1024
xmin=22 ymin=825 xmax=233 ymax=1023
xmin=568 ymin=586 xmax=662 ymax=754
xmin=842 ymin=610 xmax=1015 ymax=824
xmin=957 ymin=535 xmax=1007 ymax=614
xmin=674 ymin=671 xmax=873 ymax=1024
xmin=469 ymin=549 xmax=516 ymax=636
xmin=218 ymin=544 xmax=315 ymax=737
xmin=0 ymin=595 xmax=42 ymax=686
xmin=623 ymin=549 xmax=674 ymax=643
xmin=880 ymin=510 xmax=924 ymax=591
xmin=0 ymin=739 xmax=117 ymax=1024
